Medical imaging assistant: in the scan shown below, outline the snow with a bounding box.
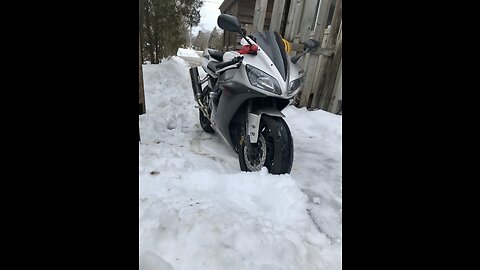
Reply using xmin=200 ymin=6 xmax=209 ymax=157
xmin=177 ymin=48 xmax=201 ymax=59
xmin=139 ymin=53 xmax=342 ymax=270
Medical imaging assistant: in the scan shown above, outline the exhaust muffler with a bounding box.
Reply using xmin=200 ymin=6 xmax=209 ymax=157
xmin=189 ymin=67 xmax=210 ymax=118
xmin=189 ymin=67 xmax=202 ymax=102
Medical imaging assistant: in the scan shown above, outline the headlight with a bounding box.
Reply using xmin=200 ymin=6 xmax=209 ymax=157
xmin=288 ymin=76 xmax=304 ymax=96
xmin=245 ymin=65 xmax=282 ymax=95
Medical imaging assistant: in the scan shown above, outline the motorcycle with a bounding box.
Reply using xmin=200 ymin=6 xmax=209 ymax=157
xmin=189 ymin=14 xmax=320 ymax=174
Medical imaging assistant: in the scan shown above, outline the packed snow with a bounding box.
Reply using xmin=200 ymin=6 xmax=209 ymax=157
xmin=139 ymin=51 xmax=342 ymax=270
xmin=176 ymin=48 xmax=201 ymax=59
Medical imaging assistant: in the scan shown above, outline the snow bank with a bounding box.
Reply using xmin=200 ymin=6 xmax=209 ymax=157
xmin=177 ymin=48 xmax=201 ymax=59
xmin=140 ymin=168 xmax=338 ymax=270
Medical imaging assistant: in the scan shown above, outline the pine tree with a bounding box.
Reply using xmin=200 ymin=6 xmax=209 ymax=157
xmin=193 ymin=30 xmax=211 ymax=50
xmin=208 ymin=27 xmax=224 ymax=50
xmin=141 ymin=0 xmax=203 ymax=63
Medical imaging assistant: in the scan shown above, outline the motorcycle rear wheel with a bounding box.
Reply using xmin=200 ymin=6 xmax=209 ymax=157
xmin=199 ymin=109 xmax=215 ymax=133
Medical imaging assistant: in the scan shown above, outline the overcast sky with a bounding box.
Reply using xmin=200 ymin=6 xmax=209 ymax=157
xmin=191 ymin=0 xmax=223 ymax=34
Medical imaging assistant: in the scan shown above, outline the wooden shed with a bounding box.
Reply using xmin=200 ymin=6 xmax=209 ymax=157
xmin=219 ymin=0 xmax=290 ymax=50
xmin=218 ymin=0 xmax=341 ymax=113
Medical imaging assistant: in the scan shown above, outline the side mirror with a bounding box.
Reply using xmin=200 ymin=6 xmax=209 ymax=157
xmin=218 ymin=14 xmax=253 ymax=46
xmin=218 ymin=14 xmax=242 ymax=34
xmin=291 ymin=39 xmax=321 ymax=64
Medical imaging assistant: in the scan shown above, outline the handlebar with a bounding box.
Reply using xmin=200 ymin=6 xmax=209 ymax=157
xmin=215 ymin=56 xmax=243 ymax=70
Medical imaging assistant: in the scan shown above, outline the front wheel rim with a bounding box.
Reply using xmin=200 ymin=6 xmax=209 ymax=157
xmin=243 ymin=133 xmax=267 ymax=171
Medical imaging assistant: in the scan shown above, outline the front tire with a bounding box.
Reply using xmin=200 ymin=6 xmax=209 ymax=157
xmin=239 ymin=115 xmax=294 ymax=174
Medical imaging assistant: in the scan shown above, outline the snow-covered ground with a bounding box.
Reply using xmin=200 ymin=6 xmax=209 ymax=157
xmin=139 ymin=52 xmax=342 ymax=270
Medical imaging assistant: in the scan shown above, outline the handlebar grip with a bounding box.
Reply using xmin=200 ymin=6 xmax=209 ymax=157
xmin=215 ymin=56 xmax=242 ymax=69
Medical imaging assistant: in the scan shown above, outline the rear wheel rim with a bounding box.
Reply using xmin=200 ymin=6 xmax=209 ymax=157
xmin=200 ymin=110 xmax=209 ymax=125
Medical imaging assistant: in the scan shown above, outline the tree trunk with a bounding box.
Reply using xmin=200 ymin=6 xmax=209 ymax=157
xmin=154 ymin=20 xmax=159 ymax=64
xmin=143 ymin=1 xmax=155 ymax=63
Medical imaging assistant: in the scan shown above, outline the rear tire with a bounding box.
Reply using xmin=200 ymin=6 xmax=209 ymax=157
xmin=199 ymin=109 xmax=215 ymax=133
xmin=239 ymin=115 xmax=293 ymax=174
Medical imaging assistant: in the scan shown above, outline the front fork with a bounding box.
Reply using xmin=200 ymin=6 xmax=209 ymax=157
xmin=244 ymin=101 xmax=285 ymax=145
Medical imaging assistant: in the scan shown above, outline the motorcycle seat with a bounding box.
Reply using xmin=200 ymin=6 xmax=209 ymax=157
xmin=208 ymin=49 xmax=224 ymax=62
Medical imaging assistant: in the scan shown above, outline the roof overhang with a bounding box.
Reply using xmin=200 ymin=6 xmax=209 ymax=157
xmin=219 ymin=0 xmax=235 ymax=13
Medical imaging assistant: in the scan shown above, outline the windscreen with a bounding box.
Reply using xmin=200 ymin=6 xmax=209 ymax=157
xmin=251 ymin=31 xmax=288 ymax=81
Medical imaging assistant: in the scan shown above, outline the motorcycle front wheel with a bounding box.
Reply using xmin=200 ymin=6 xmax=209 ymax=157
xmin=239 ymin=115 xmax=293 ymax=174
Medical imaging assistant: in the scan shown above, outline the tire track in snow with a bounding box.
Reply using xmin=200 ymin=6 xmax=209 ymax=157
xmin=189 ymin=131 xmax=235 ymax=169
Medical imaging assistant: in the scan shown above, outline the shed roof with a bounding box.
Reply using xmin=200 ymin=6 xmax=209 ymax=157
xmin=219 ymin=0 xmax=235 ymax=12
